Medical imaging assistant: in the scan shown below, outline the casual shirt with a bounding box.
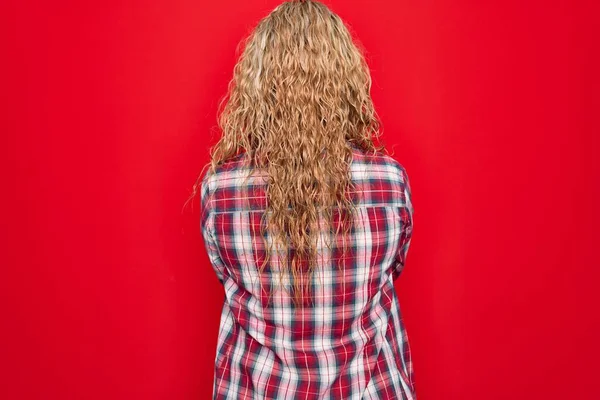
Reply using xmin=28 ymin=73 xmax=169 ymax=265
xmin=200 ymin=144 xmax=415 ymax=399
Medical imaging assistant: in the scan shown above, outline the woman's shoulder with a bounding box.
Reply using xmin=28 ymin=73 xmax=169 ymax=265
xmin=350 ymin=145 xmax=409 ymax=182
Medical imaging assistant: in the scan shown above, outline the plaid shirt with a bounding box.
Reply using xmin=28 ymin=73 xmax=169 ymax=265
xmin=200 ymin=144 xmax=415 ymax=399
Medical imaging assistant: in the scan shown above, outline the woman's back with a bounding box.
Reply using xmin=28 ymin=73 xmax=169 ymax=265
xmin=200 ymin=144 xmax=415 ymax=399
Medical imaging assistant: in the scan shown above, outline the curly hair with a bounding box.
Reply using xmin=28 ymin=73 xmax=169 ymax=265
xmin=190 ymin=0 xmax=388 ymax=306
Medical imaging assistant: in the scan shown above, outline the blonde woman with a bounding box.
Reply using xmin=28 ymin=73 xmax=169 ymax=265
xmin=194 ymin=1 xmax=416 ymax=398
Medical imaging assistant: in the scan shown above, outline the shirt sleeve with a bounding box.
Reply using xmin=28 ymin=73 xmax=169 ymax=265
xmin=392 ymin=165 xmax=414 ymax=281
xmin=200 ymin=171 xmax=227 ymax=285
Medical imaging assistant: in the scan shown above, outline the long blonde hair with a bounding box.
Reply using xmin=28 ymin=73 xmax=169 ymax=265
xmin=191 ymin=0 xmax=387 ymax=306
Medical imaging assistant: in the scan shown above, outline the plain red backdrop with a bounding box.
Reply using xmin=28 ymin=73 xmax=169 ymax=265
xmin=1 ymin=0 xmax=599 ymax=399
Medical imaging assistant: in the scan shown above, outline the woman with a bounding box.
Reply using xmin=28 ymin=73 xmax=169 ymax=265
xmin=194 ymin=1 xmax=415 ymax=398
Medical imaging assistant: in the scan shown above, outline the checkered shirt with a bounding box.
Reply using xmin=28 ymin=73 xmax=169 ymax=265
xmin=200 ymin=145 xmax=415 ymax=399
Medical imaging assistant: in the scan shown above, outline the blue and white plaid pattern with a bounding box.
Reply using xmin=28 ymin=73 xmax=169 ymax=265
xmin=200 ymin=145 xmax=415 ymax=399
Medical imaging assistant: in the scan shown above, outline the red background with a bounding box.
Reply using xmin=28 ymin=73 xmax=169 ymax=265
xmin=2 ymin=0 xmax=599 ymax=399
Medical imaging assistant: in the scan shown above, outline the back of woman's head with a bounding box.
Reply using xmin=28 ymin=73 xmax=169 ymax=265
xmin=197 ymin=0 xmax=387 ymax=305
xmin=212 ymin=0 xmax=383 ymax=163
